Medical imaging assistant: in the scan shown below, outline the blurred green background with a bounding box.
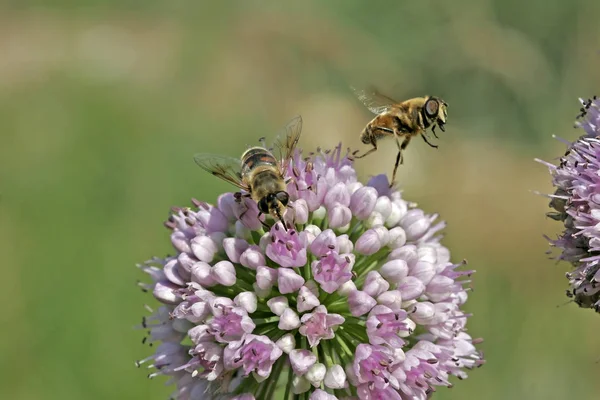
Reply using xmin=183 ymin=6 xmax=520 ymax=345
xmin=2 ymin=1 xmax=600 ymax=399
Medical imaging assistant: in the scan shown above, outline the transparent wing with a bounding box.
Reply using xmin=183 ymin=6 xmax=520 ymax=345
xmin=351 ymin=86 xmax=398 ymax=115
xmin=272 ymin=115 xmax=303 ymax=172
xmin=193 ymin=153 xmax=247 ymax=190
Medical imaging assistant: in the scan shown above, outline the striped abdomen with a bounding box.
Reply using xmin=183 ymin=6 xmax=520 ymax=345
xmin=240 ymin=147 xmax=279 ymax=179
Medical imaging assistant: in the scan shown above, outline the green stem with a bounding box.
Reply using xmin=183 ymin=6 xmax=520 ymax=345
xmin=354 ymin=250 xmax=388 ymax=285
xmin=321 ymin=340 xmax=335 ymax=368
xmin=263 ymin=357 xmax=285 ymax=400
xmin=326 ymin=302 xmax=349 ymax=314
xmin=254 ymin=316 xmax=280 ymax=325
xmin=254 ymin=322 xmax=279 ymax=336
xmin=283 ymin=364 xmax=293 ymax=400
xmin=341 ymin=325 xmax=368 ymax=343
xmin=250 ymin=229 xmax=265 ymax=244
xmin=335 ymin=334 xmax=354 ymax=359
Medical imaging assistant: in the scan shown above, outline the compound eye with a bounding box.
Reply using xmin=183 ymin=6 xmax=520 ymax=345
xmin=258 ymin=198 xmax=270 ymax=214
xmin=276 ymin=191 xmax=289 ymax=206
xmin=425 ymin=99 xmax=439 ymax=117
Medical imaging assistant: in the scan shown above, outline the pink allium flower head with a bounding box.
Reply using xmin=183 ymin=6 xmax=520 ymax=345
xmin=136 ymin=143 xmax=483 ymax=399
xmin=537 ymin=96 xmax=600 ymax=312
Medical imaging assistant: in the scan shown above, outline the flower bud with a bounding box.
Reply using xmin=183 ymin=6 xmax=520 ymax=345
xmin=348 ymin=290 xmax=377 ymax=316
xmin=400 ymin=209 xmax=432 ymax=241
xmin=380 ymin=259 xmax=409 ymax=284
xmin=426 ymin=275 xmax=456 ymax=302
xmin=305 ymin=362 xmax=326 ymax=387
xmin=327 ymin=204 xmax=352 ymax=228
xmin=409 ymin=301 xmax=436 ymax=325
xmin=211 ymin=260 xmax=236 ymax=286
xmin=324 ymin=182 xmax=351 ymax=208
xmin=163 ymin=259 xmax=186 ymax=286
xmin=275 ymin=333 xmax=296 ymax=354
xmin=365 ymin=211 xmax=385 ymax=228
xmin=239 ymin=245 xmax=266 ymax=270
xmin=191 ymin=235 xmax=218 ymax=263
xmin=199 ymin=207 xmax=229 ymax=233
xmin=374 ymin=195 xmax=392 ymax=220
xmin=256 ymin=266 xmax=277 ymax=290
xmin=231 ymin=395 xmax=255 ymax=400
xmin=216 ymin=192 xmax=237 ymax=220
xmin=191 ymin=262 xmax=216 ymax=287
xmin=336 ymin=234 xmax=354 ymax=254
xmin=387 ymin=226 xmax=407 ymax=249
xmin=252 ymin=282 xmax=271 ymax=298
xmin=304 ymin=280 xmax=320 ymax=296
xmin=235 ymin=198 xmax=263 ymax=231
xmin=324 ymin=364 xmax=347 ymax=389
xmin=411 ymin=261 xmax=436 ymax=285
xmin=389 ymin=244 xmax=419 ymax=267
xmin=356 ymin=228 xmax=385 ymax=255
xmin=289 ymin=349 xmax=317 ymax=375
xmin=278 ymin=268 xmax=305 ymax=294
xmin=278 ymin=308 xmax=301 ymax=330
xmin=292 ymin=198 xmax=309 ymax=224
xmin=362 ymin=271 xmax=390 ymax=298
xmin=349 ymin=186 xmax=378 ymax=220
xmin=336 ymin=280 xmax=356 ymax=296
xmin=312 ymin=205 xmax=326 ymax=220
xmin=398 ymin=276 xmax=426 ymax=301
xmin=303 ymin=224 xmax=321 ymax=245
xmin=297 ymin=285 xmax=320 ymax=312
xmin=399 ymin=317 xmax=416 ymax=337
xmin=377 ymin=290 xmax=403 ymax=311
xmin=366 ymin=174 xmax=391 ymax=196
xmin=292 ymin=375 xmax=311 ymax=394
xmin=385 ymin=201 xmax=403 ymax=227
xmin=170 ymin=231 xmax=191 ymax=254
xmin=234 ymin=291 xmax=257 ymax=313
xmin=153 ymin=281 xmax=179 ymax=304
xmin=266 ymin=296 xmax=289 ymax=316
xmin=234 ymin=220 xmax=251 ymax=240
xmin=310 ymin=390 xmax=337 ymax=400
xmin=310 ymin=229 xmax=337 ymax=257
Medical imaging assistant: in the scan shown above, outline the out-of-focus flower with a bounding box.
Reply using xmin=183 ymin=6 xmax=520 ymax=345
xmin=537 ymin=96 xmax=600 ymax=312
xmin=136 ymin=143 xmax=484 ymax=399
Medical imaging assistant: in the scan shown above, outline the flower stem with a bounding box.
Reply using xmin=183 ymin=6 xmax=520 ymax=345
xmin=321 ymin=340 xmax=335 ymax=368
xmin=254 ymin=322 xmax=279 ymax=336
xmin=334 ymin=334 xmax=354 ymax=359
xmin=283 ymin=364 xmax=293 ymax=400
xmin=254 ymin=316 xmax=280 ymax=325
xmin=263 ymin=357 xmax=285 ymax=400
xmin=354 ymin=249 xmax=388 ymax=284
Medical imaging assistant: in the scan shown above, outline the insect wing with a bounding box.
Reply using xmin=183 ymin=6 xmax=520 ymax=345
xmin=193 ymin=153 xmax=247 ymax=190
xmin=351 ymin=86 xmax=397 ymax=115
xmin=273 ymin=115 xmax=303 ymax=173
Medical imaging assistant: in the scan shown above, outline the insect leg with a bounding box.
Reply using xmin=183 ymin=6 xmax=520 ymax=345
xmin=256 ymin=211 xmax=273 ymax=231
xmin=285 ymin=176 xmax=300 ymax=191
xmin=234 ymin=192 xmax=252 ymax=203
xmin=261 ymin=220 xmax=272 ymax=231
xmin=234 ymin=192 xmax=243 ymax=203
xmin=421 ymin=133 xmax=438 ymax=148
xmin=390 ymin=136 xmax=411 ymax=188
xmin=352 ymin=137 xmax=378 ymax=159
xmin=431 ymin=125 xmax=439 ymax=139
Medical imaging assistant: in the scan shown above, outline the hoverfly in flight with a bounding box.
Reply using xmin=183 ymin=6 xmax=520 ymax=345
xmin=194 ymin=115 xmax=303 ymax=231
xmin=351 ymin=87 xmax=448 ymax=187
